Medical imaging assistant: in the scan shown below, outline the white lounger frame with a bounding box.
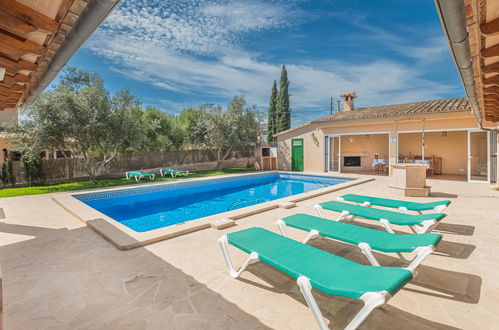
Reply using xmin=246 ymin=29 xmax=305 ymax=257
xmin=336 ymin=196 xmax=448 ymax=215
xmin=314 ymin=204 xmax=438 ymax=234
xmin=276 ymin=219 xmax=434 ymax=272
xmin=160 ymin=169 xmax=189 ymax=178
xmin=218 ymin=235 xmax=404 ymax=330
xmin=125 ymin=172 xmax=155 ymax=181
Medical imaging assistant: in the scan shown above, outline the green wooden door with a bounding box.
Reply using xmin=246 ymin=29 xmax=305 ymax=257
xmin=291 ymin=139 xmax=304 ymax=171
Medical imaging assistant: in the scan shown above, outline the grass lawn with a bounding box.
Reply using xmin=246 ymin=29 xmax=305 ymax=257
xmin=0 ymin=168 xmax=256 ymax=198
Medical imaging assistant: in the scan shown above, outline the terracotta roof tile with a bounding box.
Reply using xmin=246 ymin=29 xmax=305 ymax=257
xmin=311 ymin=97 xmax=470 ymax=123
xmin=274 ymin=97 xmax=471 ymax=137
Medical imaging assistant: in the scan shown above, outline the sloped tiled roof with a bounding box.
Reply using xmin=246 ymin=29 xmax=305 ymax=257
xmin=313 ymin=97 xmax=470 ymax=122
xmin=274 ymin=97 xmax=471 ymax=137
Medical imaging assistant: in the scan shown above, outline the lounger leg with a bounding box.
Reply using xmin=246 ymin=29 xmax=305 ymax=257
xmin=413 ymin=220 xmax=437 ymax=234
xmin=433 ymin=205 xmax=447 ymax=213
xmin=297 ymin=276 xmax=329 ymax=330
xmin=336 ymin=197 xmax=345 ymax=202
xmin=361 ymin=202 xmax=372 ymax=208
xmin=218 ymin=235 xmax=259 ymax=279
xmin=406 ymin=246 xmax=434 ymax=272
xmin=398 ymin=206 xmax=409 ymax=214
xmin=275 ymin=219 xmax=288 ymax=237
xmin=314 ymin=204 xmax=325 ymax=218
xmin=379 ymin=219 xmax=395 ymax=234
xmin=345 ymin=291 xmax=391 ymax=330
xmin=357 ymin=243 xmax=380 ymax=266
xmin=276 ymin=220 xmax=320 ymax=244
xmin=337 ymin=211 xmax=350 ymax=222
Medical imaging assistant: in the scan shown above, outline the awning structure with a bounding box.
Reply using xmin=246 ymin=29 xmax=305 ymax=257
xmin=0 ymin=0 xmax=120 ymax=111
xmin=435 ymin=0 xmax=499 ymax=124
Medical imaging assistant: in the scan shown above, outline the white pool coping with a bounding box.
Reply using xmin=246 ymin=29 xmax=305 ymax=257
xmin=52 ymin=171 xmax=374 ymax=249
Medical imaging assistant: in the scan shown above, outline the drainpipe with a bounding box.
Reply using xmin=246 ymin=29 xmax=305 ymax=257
xmin=22 ymin=0 xmax=122 ymax=107
xmin=434 ymin=0 xmax=497 ymax=132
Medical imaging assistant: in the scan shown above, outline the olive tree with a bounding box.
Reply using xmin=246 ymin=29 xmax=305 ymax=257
xmin=192 ymin=95 xmax=260 ymax=169
xmin=10 ymin=68 xmax=155 ymax=182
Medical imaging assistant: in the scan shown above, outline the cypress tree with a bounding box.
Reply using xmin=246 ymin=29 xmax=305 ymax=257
xmin=267 ymin=80 xmax=278 ymax=143
xmin=276 ymin=65 xmax=290 ymax=132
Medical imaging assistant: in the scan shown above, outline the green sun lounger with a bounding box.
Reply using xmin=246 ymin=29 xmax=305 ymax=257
xmin=125 ymin=171 xmax=155 ymax=181
xmin=219 ymin=227 xmax=414 ymax=330
xmin=338 ymin=194 xmax=451 ymax=214
xmin=276 ymin=213 xmax=442 ymax=270
xmin=159 ymin=168 xmax=189 ymax=178
xmin=315 ymin=201 xmax=446 ymax=234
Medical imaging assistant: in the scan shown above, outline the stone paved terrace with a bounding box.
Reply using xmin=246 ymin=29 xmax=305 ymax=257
xmin=0 ymin=174 xmax=498 ymax=329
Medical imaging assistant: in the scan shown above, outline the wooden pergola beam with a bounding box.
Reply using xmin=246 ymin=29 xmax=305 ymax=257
xmin=0 ymin=84 xmax=25 ymax=94
xmin=481 ymin=62 xmax=499 ymax=74
xmin=481 ymin=44 xmax=499 ymax=58
xmin=0 ymin=56 xmax=37 ymax=74
xmin=480 ymin=17 xmax=499 ymax=36
xmin=483 ymin=87 xmax=499 ymax=95
xmin=482 ymin=74 xmax=499 ymax=86
xmin=0 ymin=73 xmax=30 ymax=87
xmin=0 ymin=0 xmax=59 ymax=33
xmin=0 ymin=31 xmax=46 ymax=61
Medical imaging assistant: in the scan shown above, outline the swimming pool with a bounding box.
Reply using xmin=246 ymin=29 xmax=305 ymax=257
xmin=74 ymin=173 xmax=351 ymax=232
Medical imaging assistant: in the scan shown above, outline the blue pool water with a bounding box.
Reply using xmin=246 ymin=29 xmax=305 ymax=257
xmin=74 ymin=173 xmax=351 ymax=232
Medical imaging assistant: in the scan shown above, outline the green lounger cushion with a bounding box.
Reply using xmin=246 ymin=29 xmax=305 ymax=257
xmin=161 ymin=168 xmax=188 ymax=173
xmin=282 ymin=214 xmax=442 ymax=252
xmin=227 ymin=227 xmax=413 ymax=299
xmin=341 ymin=194 xmax=451 ymax=211
xmin=127 ymin=171 xmax=153 ymax=177
xmin=319 ymin=201 xmax=446 ymax=225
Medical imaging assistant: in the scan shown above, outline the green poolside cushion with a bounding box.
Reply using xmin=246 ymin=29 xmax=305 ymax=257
xmin=227 ymin=227 xmax=413 ymax=299
xmin=282 ymin=213 xmax=442 ymax=252
xmin=161 ymin=168 xmax=188 ymax=173
xmin=319 ymin=201 xmax=446 ymax=225
xmin=341 ymin=194 xmax=451 ymax=212
xmin=127 ymin=171 xmax=153 ymax=176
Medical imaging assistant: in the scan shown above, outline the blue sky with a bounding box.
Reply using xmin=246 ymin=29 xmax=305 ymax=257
xmin=62 ymin=0 xmax=464 ymax=125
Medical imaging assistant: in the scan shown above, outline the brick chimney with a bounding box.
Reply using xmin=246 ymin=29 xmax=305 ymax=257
xmin=340 ymin=92 xmax=356 ymax=111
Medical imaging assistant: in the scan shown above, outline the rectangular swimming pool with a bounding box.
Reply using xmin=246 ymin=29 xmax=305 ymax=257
xmin=74 ymin=172 xmax=352 ymax=232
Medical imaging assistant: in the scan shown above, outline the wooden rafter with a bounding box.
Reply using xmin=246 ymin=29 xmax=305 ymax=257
xmin=0 ymin=73 xmax=30 ymax=87
xmin=0 ymin=0 xmax=59 ymax=34
xmin=0 ymin=55 xmax=37 ymax=75
xmin=481 ymin=44 xmax=499 ymax=58
xmin=0 ymin=84 xmax=25 ymax=94
xmin=0 ymin=31 xmax=46 ymax=60
xmin=480 ymin=17 xmax=499 ymax=36
xmin=483 ymin=75 xmax=499 ymax=86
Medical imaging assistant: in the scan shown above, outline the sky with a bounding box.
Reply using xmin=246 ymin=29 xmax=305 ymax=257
xmin=60 ymin=0 xmax=464 ymax=125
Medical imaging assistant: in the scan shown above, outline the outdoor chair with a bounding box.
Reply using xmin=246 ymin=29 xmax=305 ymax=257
xmin=276 ymin=213 xmax=442 ymax=270
xmin=219 ymin=227 xmax=414 ymax=330
xmin=125 ymin=171 xmax=155 ymax=181
xmin=338 ymin=194 xmax=450 ymax=214
xmin=159 ymin=168 xmax=189 ymax=178
xmin=314 ymin=201 xmax=446 ymax=234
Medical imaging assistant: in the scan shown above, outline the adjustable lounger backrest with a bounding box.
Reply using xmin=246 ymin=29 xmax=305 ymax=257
xmin=319 ymin=201 xmax=446 ymax=225
xmin=340 ymin=194 xmax=451 ymax=212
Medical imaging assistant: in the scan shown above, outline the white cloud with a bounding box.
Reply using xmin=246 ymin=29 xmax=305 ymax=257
xmin=87 ymin=0 xmax=457 ymax=124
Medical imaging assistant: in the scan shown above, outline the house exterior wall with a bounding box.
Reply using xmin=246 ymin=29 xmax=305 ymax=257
xmin=276 ymin=111 xmax=497 ymax=179
xmin=340 ymin=134 xmax=389 ymax=171
xmin=277 ymin=123 xmax=324 ymax=171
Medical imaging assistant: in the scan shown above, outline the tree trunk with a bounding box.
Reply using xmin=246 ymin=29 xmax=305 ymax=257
xmin=216 ymin=148 xmax=223 ymax=170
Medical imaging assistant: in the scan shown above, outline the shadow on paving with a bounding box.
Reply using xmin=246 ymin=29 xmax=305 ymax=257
xmin=0 ymin=222 xmax=269 ymax=329
xmin=234 ymin=234 xmax=479 ymax=329
xmin=307 ymin=238 xmax=481 ymax=304
xmin=241 ymin=263 xmax=460 ymax=330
